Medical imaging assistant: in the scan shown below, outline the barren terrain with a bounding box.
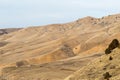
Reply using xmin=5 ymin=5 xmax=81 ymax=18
xmin=1 ymin=14 xmax=120 ymax=80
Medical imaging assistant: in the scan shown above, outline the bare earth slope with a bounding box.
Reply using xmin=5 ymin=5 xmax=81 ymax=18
xmin=1 ymin=14 xmax=120 ymax=80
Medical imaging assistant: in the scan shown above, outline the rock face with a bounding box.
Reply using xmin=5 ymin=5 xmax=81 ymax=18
xmin=1 ymin=14 xmax=120 ymax=80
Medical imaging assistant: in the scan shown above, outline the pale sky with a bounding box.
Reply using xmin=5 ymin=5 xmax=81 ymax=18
xmin=0 ymin=0 xmax=120 ymax=28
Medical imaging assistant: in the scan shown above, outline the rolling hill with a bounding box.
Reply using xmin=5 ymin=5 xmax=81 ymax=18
xmin=1 ymin=14 xmax=120 ymax=80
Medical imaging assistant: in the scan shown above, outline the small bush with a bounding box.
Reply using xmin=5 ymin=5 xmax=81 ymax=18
xmin=16 ymin=60 xmax=29 ymax=67
xmin=105 ymin=39 xmax=119 ymax=55
xmin=110 ymin=65 xmax=116 ymax=69
xmin=99 ymin=60 xmax=102 ymax=62
xmin=105 ymin=49 xmax=111 ymax=55
xmin=109 ymin=56 xmax=113 ymax=60
xmin=108 ymin=39 xmax=119 ymax=50
xmin=61 ymin=44 xmax=75 ymax=57
xmin=103 ymin=72 xmax=112 ymax=80
xmin=103 ymin=67 xmax=106 ymax=70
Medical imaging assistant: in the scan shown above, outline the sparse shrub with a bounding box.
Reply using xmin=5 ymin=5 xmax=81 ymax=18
xmin=16 ymin=61 xmax=24 ymax=67
xmin=103 ymin=67 xmax=106 ymax=70
xmin=103 ymin=72 xmax=112 ymax=80
xmin=110 ymin=65 xmax=116 ymax=69
xmin=105 ymin=39 xmax=119 ymax=55
xmin=99 ymin=60 xmax=102 ymax=62
xmin=102 ymin=17 xmax=104 ymax=19
xmin=109 ymin=56 xmax=113 ymax=60
xmin=16 ymin=60 xmax=29 ymax=67
xmin=61 ymin=44 xmax=75 ymax=57
xmin=108 ymin=39 xmax=119 ymax=50
xmin=105 ymin=48 xmax=111 ymax=55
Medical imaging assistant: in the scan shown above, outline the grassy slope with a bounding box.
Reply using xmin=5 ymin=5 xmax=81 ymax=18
xmin=65 ymin=48 xmax=120 ymax=80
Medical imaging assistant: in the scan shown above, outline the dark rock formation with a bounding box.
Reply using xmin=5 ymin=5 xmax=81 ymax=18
xmin=105 ymin=39 xmax=119 ymax=54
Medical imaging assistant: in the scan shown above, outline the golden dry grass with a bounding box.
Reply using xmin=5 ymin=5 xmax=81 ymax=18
xmin=1 ymin=14 xmax=120 ymax=80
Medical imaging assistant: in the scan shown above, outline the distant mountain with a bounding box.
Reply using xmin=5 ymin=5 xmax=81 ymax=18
xmin=0 ymin=28 xmax=21 ymax=35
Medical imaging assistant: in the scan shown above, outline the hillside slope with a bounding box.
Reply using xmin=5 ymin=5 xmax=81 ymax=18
xmin=1 ymin=14 xmax=120 ymax=80
xmin=65 ymin=45 xmax=120 ymax=80
xmin=1 ymin=14 xmax=120 ymax=66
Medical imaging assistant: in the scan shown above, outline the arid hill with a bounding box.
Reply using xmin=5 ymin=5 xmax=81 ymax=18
xmin=65 ymin=41 xmax=120 ymax=80
xmin=1 ymin=14 xmax=120 ymax=80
